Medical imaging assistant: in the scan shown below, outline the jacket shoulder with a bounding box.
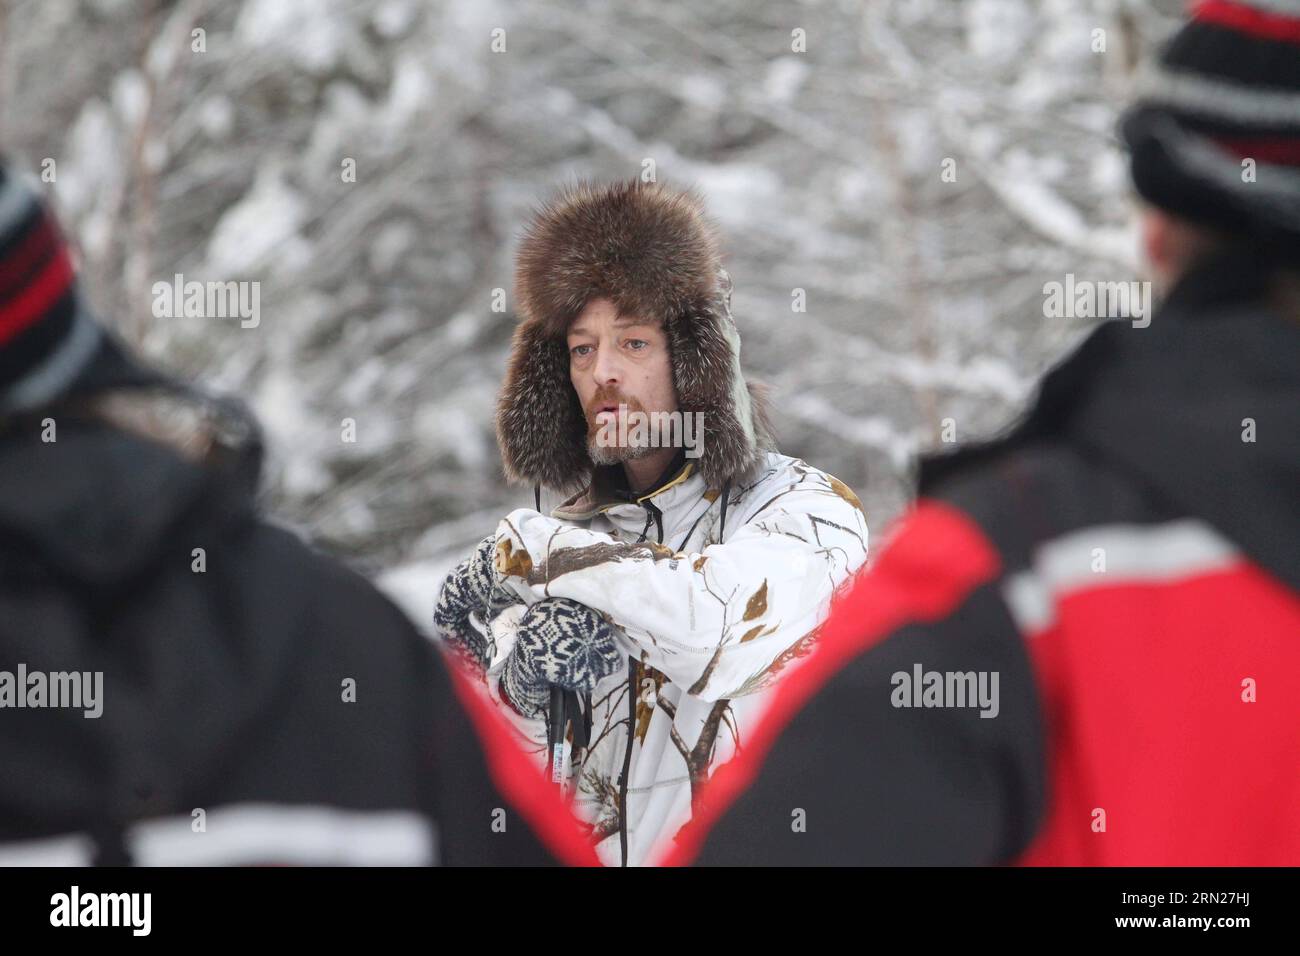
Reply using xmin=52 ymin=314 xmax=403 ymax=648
xmin=747 ymin=452 xmax=867 ymax=515
xmin=924 ymin=440 xmax=1185 ymax=573
xmin=232 ymin=519 xmax=425 ymax=652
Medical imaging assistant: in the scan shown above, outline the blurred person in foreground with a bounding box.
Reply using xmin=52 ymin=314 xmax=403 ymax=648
xmin=0 ymin=162 xmax=593 ymax=866
xmin=667 ymin=0 xmax=1300 ymax=866
xmin=433 ymin=179 xmax=869 ymax=866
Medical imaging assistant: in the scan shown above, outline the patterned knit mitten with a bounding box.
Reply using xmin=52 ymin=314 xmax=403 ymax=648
xmin=499 ymin=598 xmax=622 ymax=718
xmin=434 ymin=535 xmax=518 ymax=669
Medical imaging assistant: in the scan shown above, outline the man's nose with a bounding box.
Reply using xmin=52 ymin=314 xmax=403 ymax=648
xmin=591 ymin=343 xmax=623 ymax=388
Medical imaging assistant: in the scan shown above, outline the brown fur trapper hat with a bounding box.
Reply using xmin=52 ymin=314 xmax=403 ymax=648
xmin=497 ymin=178 xmax=774 ymax=493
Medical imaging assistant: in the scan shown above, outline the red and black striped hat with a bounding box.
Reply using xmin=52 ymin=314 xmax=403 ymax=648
xmin=0 ymin=164 xmax=158 ymax=414
xmin=1121 ymin=0 xmax=1300 ymax=253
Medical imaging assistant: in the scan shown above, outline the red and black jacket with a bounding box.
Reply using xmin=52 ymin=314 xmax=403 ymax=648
xmin=668 ymin=250 xmax=1300 ymax=866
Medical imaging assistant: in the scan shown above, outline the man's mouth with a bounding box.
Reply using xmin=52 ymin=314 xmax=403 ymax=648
xmin=593 ymin=401 xmax=622 ymax=424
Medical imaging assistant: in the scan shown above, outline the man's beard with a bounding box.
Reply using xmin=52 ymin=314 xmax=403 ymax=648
xmin=585 ymin=390 xmax=654 ymax=466
xmin=588 ymin=435 xmax=657 ymax=466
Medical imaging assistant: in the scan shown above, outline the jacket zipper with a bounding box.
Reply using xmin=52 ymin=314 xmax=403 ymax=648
xmin=618 ymin=501 xmax=663 ymax=866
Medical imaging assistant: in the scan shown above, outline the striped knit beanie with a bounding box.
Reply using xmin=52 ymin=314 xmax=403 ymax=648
xmin=0 ymin=164 xmax=157 ymax=414
xmin=1120 ymin=1 xmax=1300 ymax=255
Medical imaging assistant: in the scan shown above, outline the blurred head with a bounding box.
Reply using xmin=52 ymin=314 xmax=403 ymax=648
xmin=1121 ymin=1 xmax=1300 ymax=310
xmin=566 ymin=296 xmax=677 ymax=467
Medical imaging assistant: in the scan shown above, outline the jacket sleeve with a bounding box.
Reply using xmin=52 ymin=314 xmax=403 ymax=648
xmin=491 ymin=475 xmax=868 ymax=700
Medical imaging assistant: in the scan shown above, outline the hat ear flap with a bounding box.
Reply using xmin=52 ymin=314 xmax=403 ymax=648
xmin=668 ymin=278 xmax=766 ymax=488
xmin=496 ymin=322 xmax=589 ymax=491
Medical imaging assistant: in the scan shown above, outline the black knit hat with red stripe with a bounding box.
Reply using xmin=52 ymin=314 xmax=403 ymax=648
xmin=1121 ymin=0 xmax=1300 ymax=256
xmin=0 ymin=163 xmax=159 ymax=414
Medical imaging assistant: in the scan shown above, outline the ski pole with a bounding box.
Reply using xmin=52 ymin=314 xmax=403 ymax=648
xmin=547 ymin=686 xmax=568 ymax=791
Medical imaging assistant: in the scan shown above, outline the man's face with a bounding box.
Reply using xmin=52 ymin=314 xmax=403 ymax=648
xmin=567 ymin=297 xmax=677 ymax=465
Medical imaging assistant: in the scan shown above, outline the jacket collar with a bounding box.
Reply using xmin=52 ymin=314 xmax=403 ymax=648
xmin=552 ymin=449 xmax=699 ymax=521
xmin=920 ymin=249 xmax=1300 ymax=592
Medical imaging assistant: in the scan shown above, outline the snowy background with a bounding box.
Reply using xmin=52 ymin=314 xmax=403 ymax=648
xmin=0 ymin=0 xmax=1186 ymax=624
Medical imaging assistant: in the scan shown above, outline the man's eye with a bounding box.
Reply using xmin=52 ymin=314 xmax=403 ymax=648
xmin=571 ymin=345 xmax=593 ymax=357
xmin=626 ymin=339 xmax=647 ymax=350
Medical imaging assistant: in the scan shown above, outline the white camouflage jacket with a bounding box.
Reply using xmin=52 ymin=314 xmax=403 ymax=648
xmin=478 ymin=451 xmax=868 ymax=865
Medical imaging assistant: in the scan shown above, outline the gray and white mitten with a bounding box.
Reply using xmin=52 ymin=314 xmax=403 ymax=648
xmin=434 ymin=535 xmax=519 ymax=670
xmin=499 ymin=598 xmax=623 ymax=718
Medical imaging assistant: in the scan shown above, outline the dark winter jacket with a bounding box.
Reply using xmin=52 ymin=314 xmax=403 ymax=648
xmin=667 ymin=249 xmax=1300 ymax=866
xmin=0 ymin=385 xmax=595 ymax=866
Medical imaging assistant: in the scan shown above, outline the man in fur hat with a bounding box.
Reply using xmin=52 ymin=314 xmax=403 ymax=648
xmin=435 ymin=178 xmax=869 ymax=866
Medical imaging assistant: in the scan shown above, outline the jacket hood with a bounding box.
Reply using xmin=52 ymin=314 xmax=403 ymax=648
xmin=922 ymin=249 xmax=1300 ymax=593
xmin=0 ymin=383 xmax=263 ymax=594
xmin=497 ymin=179 xmax=774 ymax=493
